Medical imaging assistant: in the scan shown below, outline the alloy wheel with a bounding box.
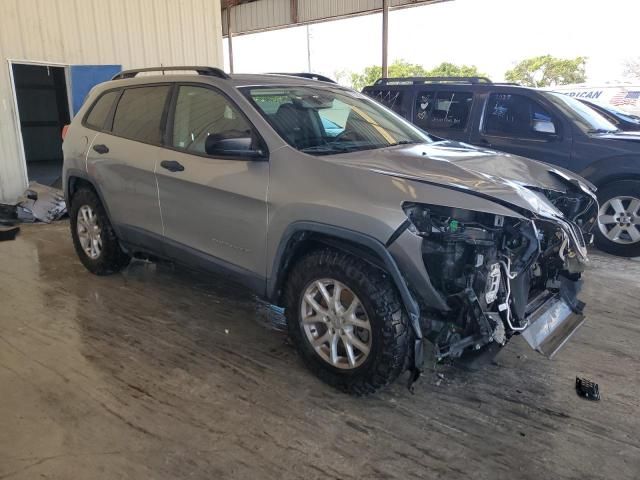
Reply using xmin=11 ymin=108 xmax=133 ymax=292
xmin=300 ymin=278 xmax=372 ymax=370
xmin=76 ymin=205 xmax=103 ymax=259
xmin=598 ymin=195 xmax=640 ymax=245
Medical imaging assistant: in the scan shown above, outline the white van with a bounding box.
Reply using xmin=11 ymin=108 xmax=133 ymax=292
xmin=551 ymin=83 xmax=640 ymax=116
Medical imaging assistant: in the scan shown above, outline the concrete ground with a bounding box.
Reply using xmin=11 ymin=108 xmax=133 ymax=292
xmin=1 ymin=223 xmax=639 ymax=480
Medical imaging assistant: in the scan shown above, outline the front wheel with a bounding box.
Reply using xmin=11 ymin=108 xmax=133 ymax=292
xmin=284 ymin=249 xmax=410 ymax=395
xmin=595 ymin=180 xmax=640 ymax=257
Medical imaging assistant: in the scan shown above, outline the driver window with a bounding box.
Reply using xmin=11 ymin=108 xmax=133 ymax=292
xmin=172 ymin=86 xmax=254 ymax=155
xmin=484 ymin=93 xmax=556 ymax=138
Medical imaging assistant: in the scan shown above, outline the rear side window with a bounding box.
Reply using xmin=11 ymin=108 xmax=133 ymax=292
xmin=364 ymin=89 xmax=404 ymax=115
xmin=85 ymin=91 xmax=119 ymax=130
xmin=414 ymin=91 xmax=473 ymax=130
xmin=112 ymin=86 xmax=171 ymax=144
xmin=484 ymin=93 xmax=555 ymax=138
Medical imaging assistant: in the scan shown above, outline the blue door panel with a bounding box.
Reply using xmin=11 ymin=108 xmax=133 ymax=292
xmin=70 ymin=65 xmax=122 ymax=115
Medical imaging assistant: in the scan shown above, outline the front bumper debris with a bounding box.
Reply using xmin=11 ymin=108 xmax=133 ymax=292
xmin=521 ymin=293 xmax=585 ymax=358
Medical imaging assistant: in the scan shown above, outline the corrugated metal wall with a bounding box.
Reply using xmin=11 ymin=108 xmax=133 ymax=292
xmin=0 ymin=0 xmax=223 ymax=202
xmin=223 ymin=0 xmax=443 ymax=36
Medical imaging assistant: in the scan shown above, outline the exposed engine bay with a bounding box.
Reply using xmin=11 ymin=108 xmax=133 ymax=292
xmin=402 ymin=186 xmax=598 ymax=362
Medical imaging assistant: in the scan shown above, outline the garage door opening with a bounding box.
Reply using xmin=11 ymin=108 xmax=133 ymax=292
xmin=12 ymin=63 xmax=70 ymax=189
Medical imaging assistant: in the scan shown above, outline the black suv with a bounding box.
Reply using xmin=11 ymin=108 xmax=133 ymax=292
xmin=363 ymin=77 xmax=640 ymax=257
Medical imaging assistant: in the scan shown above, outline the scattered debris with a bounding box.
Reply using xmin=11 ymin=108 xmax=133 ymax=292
xmin=575 ymin=377 xmax=600 ymax=401
xmin=0 ymin=182 xmax=66 ymax=226
xmin=16 ymin=182 xmax=67 ymax=223
xmin=0 ymin=226 xmax=20 ymax=241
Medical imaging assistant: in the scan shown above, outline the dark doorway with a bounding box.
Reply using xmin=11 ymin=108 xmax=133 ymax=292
xmin=12 ymin=64 xmax=71 ymax=188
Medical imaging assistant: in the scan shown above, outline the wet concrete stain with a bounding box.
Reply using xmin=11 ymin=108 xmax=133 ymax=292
xmin=0 ymin=223 xmax=639 ymax=479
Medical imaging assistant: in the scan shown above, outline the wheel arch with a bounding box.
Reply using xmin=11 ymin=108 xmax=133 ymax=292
xmin=65 ymin=170 xmax=117 ymax=230
xmin=579 ymin=155 xmax=640 ymax=189
xmin=267 ymin=222 xmax=421 ymax=322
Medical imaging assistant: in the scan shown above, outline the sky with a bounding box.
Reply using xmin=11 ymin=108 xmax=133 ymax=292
xmin=223 ymin=0 xmax=640 ymax=85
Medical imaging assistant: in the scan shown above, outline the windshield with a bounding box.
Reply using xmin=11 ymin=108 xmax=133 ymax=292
xmin=543 ymin=91 xmax=619 ymax=133
xmin=242 ymin=86 xmax=431 ymax=155
xmin=596 ymin=103 xmax=640 ymax=123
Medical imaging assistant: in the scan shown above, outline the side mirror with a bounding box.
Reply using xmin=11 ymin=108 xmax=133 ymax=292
xmin=533 ymin=119 xmax=556 ymax=135
xmin=205 ymin=135 xmax=266 ymax=160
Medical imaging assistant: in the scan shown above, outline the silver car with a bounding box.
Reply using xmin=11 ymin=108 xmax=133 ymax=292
xmin=63 ymin=67 xmax=597 ymax=394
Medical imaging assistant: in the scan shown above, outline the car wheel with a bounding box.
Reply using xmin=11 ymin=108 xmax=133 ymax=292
xmin=70 ymin=188 xmax=131 ymax=274
xmin=595 ymin=180 xmax=640 ymax=257
xmin=284 ymin=249 xmax=410 ymax=395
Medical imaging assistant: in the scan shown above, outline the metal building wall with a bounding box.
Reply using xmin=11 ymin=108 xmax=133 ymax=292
xmin=0 ymin=0 xmax=224 ymax=202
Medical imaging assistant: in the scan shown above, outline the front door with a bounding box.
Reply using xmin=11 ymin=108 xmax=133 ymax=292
xmin=471 ymin=92 xmax=571 ymax=168
xmin=155 ymin=84 xmax=269 ymax=286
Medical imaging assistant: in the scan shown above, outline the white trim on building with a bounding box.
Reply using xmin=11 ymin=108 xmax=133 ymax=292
xmin=0 ymin=0 xmax=223 ymax=202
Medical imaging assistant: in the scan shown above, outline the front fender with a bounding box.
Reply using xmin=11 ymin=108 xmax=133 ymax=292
xmin=579 ymin=155 xmax=640 ymax=186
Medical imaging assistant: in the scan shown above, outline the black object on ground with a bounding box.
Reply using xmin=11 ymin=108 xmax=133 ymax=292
xmin=576 ymin=377 xmax=600 ymax=401
xmin=0 ymin=203 xmax=18 ymax=225
xmin=0 ymin=226 xmax=20 ymax=241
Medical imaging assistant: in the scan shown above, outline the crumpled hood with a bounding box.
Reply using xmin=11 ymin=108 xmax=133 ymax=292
xmin=325 ymin=140 xmax=596 ymax=218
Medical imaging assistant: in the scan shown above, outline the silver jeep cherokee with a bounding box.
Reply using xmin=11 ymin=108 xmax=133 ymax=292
xmin=63 ymin=66 xmax=597 ymax=394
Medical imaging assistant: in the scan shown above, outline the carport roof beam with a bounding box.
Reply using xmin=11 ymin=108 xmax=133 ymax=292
xmin=220 ymin=0 xmax=451 ymax=37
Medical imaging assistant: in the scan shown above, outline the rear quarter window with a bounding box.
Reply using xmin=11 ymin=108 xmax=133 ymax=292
xmin=364 ymin=88 xmax=405 ymax=116
xmin=84 ymin=90 xmax=119 ymax=130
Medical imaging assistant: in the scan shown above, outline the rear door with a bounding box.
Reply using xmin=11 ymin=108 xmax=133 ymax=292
xmin=155 ymin=84 xmax=269 ymax=287
xmin=470 ymin=91 xmax=572 ymax=168
xmin=412 ymin=89 xmax=474 ymax=142
xmin=85 ymin=85 xmax=169 ymax=247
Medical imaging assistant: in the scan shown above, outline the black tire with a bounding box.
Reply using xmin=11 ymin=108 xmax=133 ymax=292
xmin=284 ymin=249 xmax=410 ymax=395
xmin=594 ymin=180 xmax=640 ymax=257
xmin=69 ymin=188 xmax=130 ymax=275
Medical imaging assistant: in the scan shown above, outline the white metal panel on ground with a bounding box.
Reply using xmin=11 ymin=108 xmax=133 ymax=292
xmin=222 ymin=0 xmax=444 ymax=35
xmin=0 ymin=0 xmax=223 ymax=202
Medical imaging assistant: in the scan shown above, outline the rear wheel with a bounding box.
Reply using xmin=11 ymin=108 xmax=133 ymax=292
xmin=284 ymin=249 xmax=410 ymax=395
xmin=595 ymin=180 xmax=640 ymax=257
xmin=70 ymin=188 xmax=130 ymax=274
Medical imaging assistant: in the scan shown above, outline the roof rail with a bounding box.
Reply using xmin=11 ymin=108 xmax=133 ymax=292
xmin=269 ymin=72 xmax=337 ymax=84
xmin=374 ymin=76 xmax=493 ymax=85
xmin=112 ymin=66 xmax=230 ymax=81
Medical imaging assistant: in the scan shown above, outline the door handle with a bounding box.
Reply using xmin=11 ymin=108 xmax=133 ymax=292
xmin=160 ymin=160 xmax=185 ymax=172
xmin=93 ymin=144 xmax=109 ymax=154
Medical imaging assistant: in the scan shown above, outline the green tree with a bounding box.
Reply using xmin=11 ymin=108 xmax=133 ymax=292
xmin=623 ymin=57 xmax=640 ymax=79
xmin=504 ymin=55 xmax=587 ymax=87
xmin=426 ymin=62 xmax=487 ymax=78
xmin=348 ymin=59 xmax=429 ymax=91
xmin=342 ymin=60 xmax=486 ymax=91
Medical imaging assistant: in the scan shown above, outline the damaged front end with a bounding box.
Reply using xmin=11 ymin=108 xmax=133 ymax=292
xmin=401 ymin=185 xmax=597 ymax=365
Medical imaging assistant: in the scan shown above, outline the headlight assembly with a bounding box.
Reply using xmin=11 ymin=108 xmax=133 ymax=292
xmin=402 ymin=202 xmax=505 ymax=240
